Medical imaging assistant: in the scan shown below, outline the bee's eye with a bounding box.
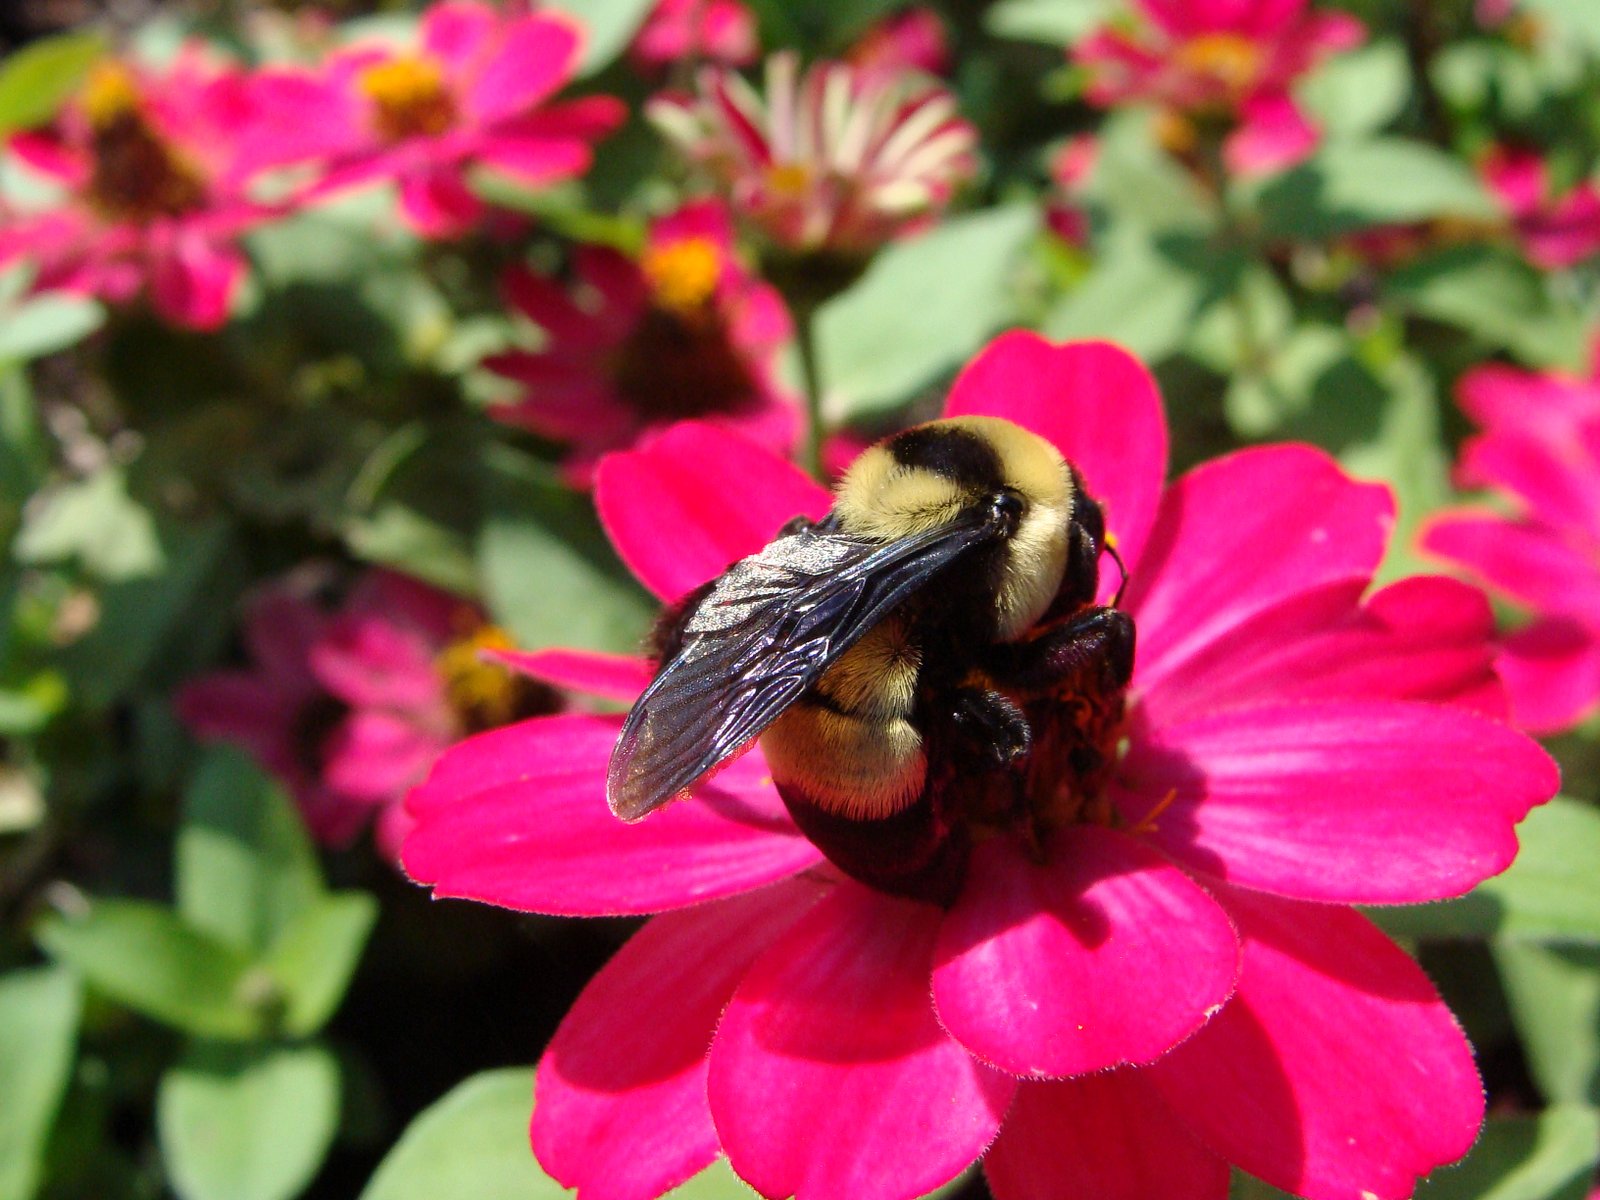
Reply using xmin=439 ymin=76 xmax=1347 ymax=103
xmin=989 ymin=490 xmax=1024 ymax=535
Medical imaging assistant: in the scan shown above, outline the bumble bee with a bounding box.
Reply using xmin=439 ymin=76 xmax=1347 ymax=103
xmin=607 ymin=415 xmax=1134 ymax=903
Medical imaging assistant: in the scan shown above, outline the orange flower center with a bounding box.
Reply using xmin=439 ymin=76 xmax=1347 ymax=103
xmin=641 ymin=236 xmax=723 ymax=317
xmin=1174 ymin=32 xmax=1265 ymax=98
xmin=82 ymin=63 xmax=206 ymax=222
xmin=765 ymin=161 xmax=814 ymax=199
xmin=359 ymin=56 xmax=457 ymax=142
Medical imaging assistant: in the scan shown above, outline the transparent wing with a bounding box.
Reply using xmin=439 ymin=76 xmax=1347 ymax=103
xmin=605 ymin=513 xmax=997 ymax=820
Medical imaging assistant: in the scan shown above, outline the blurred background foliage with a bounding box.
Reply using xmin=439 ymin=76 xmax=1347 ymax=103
xmin=0 ymin=0 xmax=1599 ymax=1197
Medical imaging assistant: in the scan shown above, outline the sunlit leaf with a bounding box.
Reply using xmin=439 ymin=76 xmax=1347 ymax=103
xmin=36 ymin=900 xmax=262 ymax=1040
xmin=0 ymin=32 xmax=105 ymax=135
xmin=265 ymin=894 xmax=378 ymax=1038
xmin=1418 ymin=1105 xmax=1599 ymax=1200
xmin=0 ymin=966 xmax=81 ymax=1200
xmin=1496 ymin=942 xmax=1600 ymax=1106
xmin=158 ymin=1041 xmax=340 ymax=1200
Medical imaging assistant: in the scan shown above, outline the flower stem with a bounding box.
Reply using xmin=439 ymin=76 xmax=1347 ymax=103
xmin=793 ymin=296 xmax=827 ymax=481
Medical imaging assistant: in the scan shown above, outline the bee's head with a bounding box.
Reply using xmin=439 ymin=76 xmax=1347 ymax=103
xmin=834 ymin=415 xmax=1077 ymax=640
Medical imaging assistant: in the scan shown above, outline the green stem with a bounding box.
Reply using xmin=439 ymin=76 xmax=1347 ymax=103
xmin=793 ymin=296 xmax=827 ymax=482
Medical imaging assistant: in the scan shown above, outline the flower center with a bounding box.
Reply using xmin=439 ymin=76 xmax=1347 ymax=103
xmin=359 ymin=56 xmax=457 ymax=142
xmin=435 ymin=624 xmax=559 ymax=734
xmin=641 ymin=237 xmax=723 ymax=317
xmin=82 ymin=64 xmax=206 ymax=222
xmin=766 ymin=161 xmax=814 ymax=199
xmin=609 ymin=246 xmax=760 ymax=420
xmin=1174 ymin=32 xmax=1265 ymax=98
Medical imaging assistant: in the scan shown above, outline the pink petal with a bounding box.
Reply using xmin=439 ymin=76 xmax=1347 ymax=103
xmin=1457 ymin=430 xmax=1600 ymax=533
xmin=321 ymin=710 xmax=443 ymax=803
xmin=474 ymin=134 xmax=593 ymax=188
xmin=420 ymin=1 xmax=498 ymax=73
xmin=932 ymin=828 xmax=1238 ymax=1078
xmin=1498 ymin=617 xmax=1600 ymax=733
xmin=942 ymin=332 xmax=1168 ymax=576
xmin=1421 ymin=511 xmax=1600 ymax=620
xmin=1119 ymin=699 xmax=1557 ymax=903
xmin=501 ymin=264 xmax=614 ymax=350
xmin=1457 ymin=362 xmax=1600 ymax=433
xmin=1138 ymin=574 xmax=1506 ymax=726
xmin=490 ymin=648 xmax=651 ymax=702
xmin=464 ymin=13 xmax=582 ymax=124
xmin=534 ymin=877 xmax=827 ymax=1200
xmin=244 ymin=589 xmax=327 ymax=694
xmin=984 ymin=1073 xmax=1230 ymax=1200
xmin=397 ymin=166 xmax=484 ymax=238
xmin=148 ymin=232 xmax=245 ymax=330
xmin=402 ymin=714 xmax=822 ymax=915
xmin=595 ymin=422 xmax=831 ymax=603
xmin=1149 ymin=887 xmax=1483 ymax=1200
xmin=708 ymin=884 xmax=1015 ymax=1200
xmin=173 ymin=675 xmax=300 ymax=763
xmin=1224 ymin=93 xmax=1319 ymax=176
xmin=1125 ymin=444 xmax=1394 ymax=684
xmin=310 ymin=613 xmax=442 ymax=711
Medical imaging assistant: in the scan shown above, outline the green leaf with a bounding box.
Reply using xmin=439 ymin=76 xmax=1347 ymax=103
xmin=0 ymin=966 xmax=81 ymax=1200
xmin=984 ymin=0 xmax=1113 ymax=44
xmin=1383 ymin=246 xmax=1589 ymax=370
xmin=58 ymin=517 xmax=234 ymax=709
xmin=1419 ymin=1105 xmax=1599 ymax=1200
xmin=1085 ymin=110 xmax=1218 ymax=233
xmin=265 ymin=893 xmax=378 ymax=1038
xmin=1371 ymin=799 xmax=1600 ymax=944
xmin=177 ymin=749 xmax=323 ymax=957
xmin=1258 ymin=138 xmax=1496 ymax=240
xmin=1044 ymin=227 xmax=1218 ymax=361
xmin=158 ymin=1041 xmax=340 ymax=1200
xmin=477 ymin=445 xmax=654 ymax=656
xmin=0 ymin=32 xmax=105 ymax=135
xmin=544 ymin=0 xmax=656 ymax=75
xmin=1496 ymin=943 xmax=1600 ymax=1106
xmin=1296 ymin=40 xmax=1411 ymax=140
xmin=14 ymin=468 xmax=162 ymax=582
xmin=1522 ymin=0 xmax=1600 ymax=55
xmin=360 ymin=1068 xmax=564 ymax=1200
xmin=816 ymin=206 xmax=1037 ymax=420
xmin=36 ymin=899 xmax=262 ymax=1039
xmin=0 ymin=294 xmax=105 ymax=364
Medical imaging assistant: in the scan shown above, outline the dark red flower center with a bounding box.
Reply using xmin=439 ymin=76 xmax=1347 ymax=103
xmin=83 ymin=66 xmax=206 ymax=222
xmin=609 ymin=238 xmax=761 ymax=420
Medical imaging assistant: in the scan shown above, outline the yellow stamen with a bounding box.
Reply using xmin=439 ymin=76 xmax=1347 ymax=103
xmin=436 ymin=625 xmax=521 ymax=729
xmin=82 ymin=62 xmax=141 ymax=129
xmin=765 ymin=161 xmax=813 ymax=198
xmin=1174 ymin=32 xmax=1265 ymax=97
xmin=1129 ymin=787 xmax=1180 ymax=835
xmin=641 ymin=236 xmax=723 ymax=317
xmin=359 ymin=56 xmax=456 ymax=141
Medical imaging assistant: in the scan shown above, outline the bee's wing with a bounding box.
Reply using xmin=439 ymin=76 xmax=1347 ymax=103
xmin=606 ymin=513 xmax=997 ymax=820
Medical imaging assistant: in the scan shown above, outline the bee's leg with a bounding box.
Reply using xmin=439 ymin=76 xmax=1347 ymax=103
xmin=986 ymin=607 xmax=1136 ymax=693
xmin=945 ymin=686 xmax=1032 ymax=765
xmin=774 ymin=512 xmax=840 ymax=537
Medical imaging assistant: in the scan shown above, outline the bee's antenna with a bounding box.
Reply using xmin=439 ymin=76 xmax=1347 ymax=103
xmin=1105 ymin=540 xmax=1129 ymax=609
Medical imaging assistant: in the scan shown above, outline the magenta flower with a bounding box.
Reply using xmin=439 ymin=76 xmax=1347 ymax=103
xmin=1044 ymin=134 xmax=1097 ymax=247
xmin=281 ymin=1 xmax=624 ymax=238
xmin=484 ymin=199 xmax=797 ymax=484
xmin=629 ymin=0 xmax=758 ymax=73
xmin=1480 ymin=145 xmax=1600 ymax=269
xmin=847 ymin=8 xmax=952 ymax=78
xmin=403 ymin=332 xmax=1555 ymax=1200
xmin=1421 ymin=351 xmax=1600 ymax=733
xmin=178 ymin=570 xmax=553 ymax=858
xmin=0 ymin=52 xmax=307 ymax=329
xmin=648 ymin=52 xmax=977 ymax=257
xmin=1075 ymin=0 xmax=1364 ymax=176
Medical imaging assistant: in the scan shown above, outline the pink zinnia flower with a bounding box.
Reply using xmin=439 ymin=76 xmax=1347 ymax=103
xmin=404 ymin=332 xmax=1556 ymax=1200
xmin=848 ymin=8 xmax=952 ymax=78
xmin=178 ymin=570 xmax=554 ymax=858
xmin=484 ymin=199 xmax=797 ymax=483
xmin=629 ymin=0 xmax=758 ymax=73
xmin=648 ymin=52 xmax=978 ymax=257
xmin=284 ymin=1 xmax=624 ymax=238
xmin=0 ymin=52 xmax=304 ymax=329
xmin=1480 ymin=145 xmax=1600 ymax=269
xmin=1422 ymin=349 xmax=1600 ymax=733
xmin=1075 ymin=0 xmax=1365 ymax=176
